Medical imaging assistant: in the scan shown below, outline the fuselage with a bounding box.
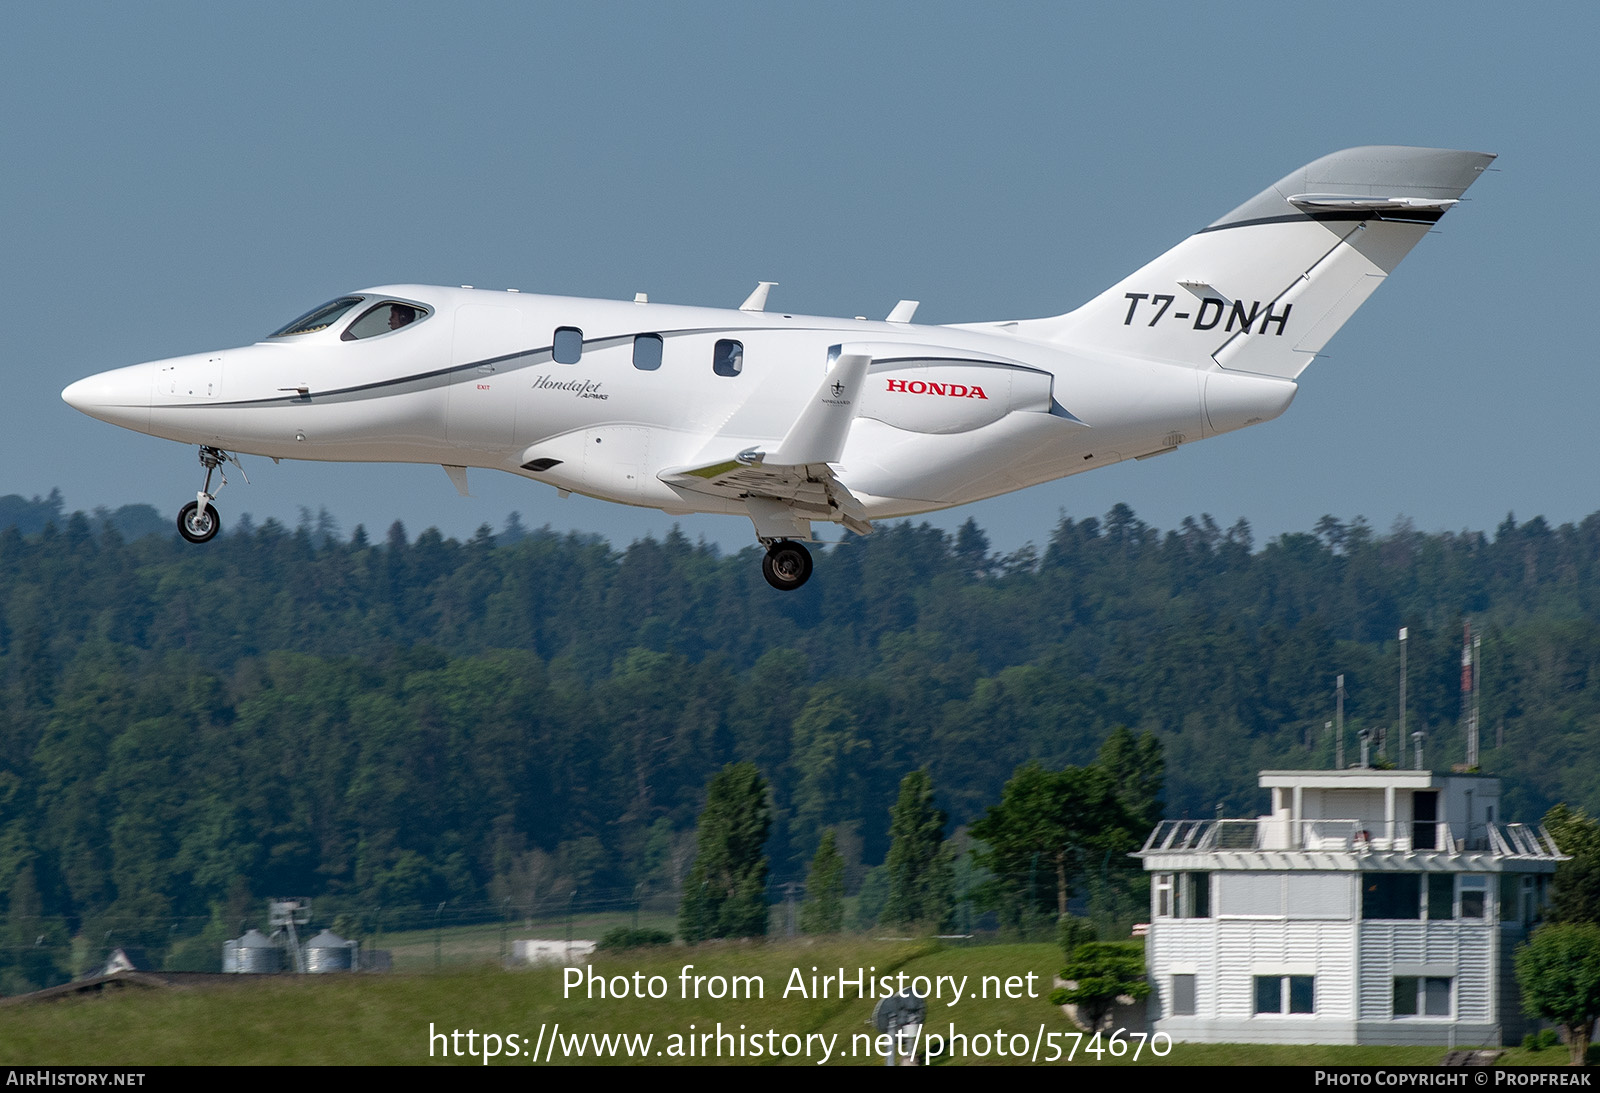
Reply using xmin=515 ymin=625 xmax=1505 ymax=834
xmin=61 ymin=284 xmax=1296 ymax=522
xmin=57 ymin=147 xmax=1493 ymax=590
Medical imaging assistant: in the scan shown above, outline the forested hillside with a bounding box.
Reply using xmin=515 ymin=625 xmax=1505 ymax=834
xmin=1 ymin=490 xmax=1598 ymax=978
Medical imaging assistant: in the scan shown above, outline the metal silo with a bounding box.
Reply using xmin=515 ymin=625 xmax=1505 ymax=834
xmin=227 ymin=928 xmax=282 ymax=974
xmin=304 ymin=929 xmax=355 ymax=973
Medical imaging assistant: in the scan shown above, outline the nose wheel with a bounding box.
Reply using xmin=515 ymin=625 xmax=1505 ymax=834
xmin=761 ymin=540 xmax=813 ymax=591
xmin=176 ymin=446 xmax=245 ymax=545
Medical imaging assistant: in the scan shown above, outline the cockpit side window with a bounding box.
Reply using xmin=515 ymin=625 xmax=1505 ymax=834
xmin=269 ymin=297 xmax=365 ymax=338
xmin=342 ymin=301 xmax=430 ymax=341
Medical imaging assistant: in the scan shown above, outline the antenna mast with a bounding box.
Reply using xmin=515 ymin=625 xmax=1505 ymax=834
xmin=1335 ymin=674 xmax=1345 ymax=769
xmin=1462 ymin=621 xmax=1479 ymax=770
xmin=1397 ymin=627 xmax=1408 ymax=766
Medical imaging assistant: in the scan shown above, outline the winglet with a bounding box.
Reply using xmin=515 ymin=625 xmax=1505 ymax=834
xmin=771 ymin=348 xmax=870 ymax=465
xmin=886 ymin=300 xmax=920 ymax=323
xmin=739 ymin=281 xmax=778 ymax=312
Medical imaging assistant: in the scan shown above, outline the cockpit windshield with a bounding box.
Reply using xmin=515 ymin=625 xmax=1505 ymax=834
xmin=341 ymin=301 xmax=430 ymax=340
xmin=268 ymin=297 xmax=365 ymax=338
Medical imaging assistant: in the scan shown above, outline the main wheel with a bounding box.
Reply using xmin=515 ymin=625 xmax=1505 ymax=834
xmin=177 ymin=500 xmax=221 ymax=544
xmin=761 ymin=540 xmax=813 ymax=591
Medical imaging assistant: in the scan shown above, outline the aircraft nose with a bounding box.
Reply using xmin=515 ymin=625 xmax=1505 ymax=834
xmin=60 ymin=375 xmax=102 ymax=412
xmin=62 ymin=364 xmax=154 ymax=433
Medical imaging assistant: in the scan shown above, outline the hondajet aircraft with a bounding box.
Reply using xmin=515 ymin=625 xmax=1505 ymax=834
xmin=63 ymin=146 xmax=1491 ymax=589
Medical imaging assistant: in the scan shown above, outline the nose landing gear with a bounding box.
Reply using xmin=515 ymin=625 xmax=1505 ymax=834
xmin=176 ymin=446 xmax=246 ymax=544
xmin=761 ymin=539 xmax=813 ymax=591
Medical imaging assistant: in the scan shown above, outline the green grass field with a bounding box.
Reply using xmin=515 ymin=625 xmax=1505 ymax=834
xmin=0 ymin=937 xmax=1561 ymax=1066
xmin=371 ymin=910 xmax=680 ymax=971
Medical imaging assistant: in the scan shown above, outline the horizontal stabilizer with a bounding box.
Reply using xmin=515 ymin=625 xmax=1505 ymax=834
xmin=1289 ymin=194 xmax=1459 ymax=214
xmin=1007 ymin=146 xmax=1494 ymax=380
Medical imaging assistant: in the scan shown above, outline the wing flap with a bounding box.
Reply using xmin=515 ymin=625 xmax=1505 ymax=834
xmin=659 ymin=458 xmax=871 ymax=537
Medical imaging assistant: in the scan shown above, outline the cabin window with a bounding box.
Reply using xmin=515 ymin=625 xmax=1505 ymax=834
xmin=269 ymin=297 xmax=364 ymax=338
xmin=342 ymin=301 xmax=429 ymax=341
xmin=713 ymin=339 xmax=743 ymax=377
xmin=633 ymin=334 xmax=663 ymax=371
xmin=553 ymin=327 xmax=584 ymax=365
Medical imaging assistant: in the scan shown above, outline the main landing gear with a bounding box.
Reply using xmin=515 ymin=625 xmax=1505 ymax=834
xmin=177 ymin=446 xmax=245 ymax=544
xmin=761 ymin=539 xmax=813 ymax=591
xmin=178 ymin=499 xmax=219 ymax=544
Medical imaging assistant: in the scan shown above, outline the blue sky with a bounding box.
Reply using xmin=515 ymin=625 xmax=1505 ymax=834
xmin=5 ymin=2 xmax=1595 ymax=554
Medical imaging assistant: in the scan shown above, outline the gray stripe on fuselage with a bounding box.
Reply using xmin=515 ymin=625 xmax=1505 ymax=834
xmin=167 ymin=325 xmax=836 ymax=409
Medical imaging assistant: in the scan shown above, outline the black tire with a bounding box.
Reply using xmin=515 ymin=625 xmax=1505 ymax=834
xmin=177 ymin=500 xmax=220 ymax=544
xmin=761 ymin=540 xmax=813 ymax=591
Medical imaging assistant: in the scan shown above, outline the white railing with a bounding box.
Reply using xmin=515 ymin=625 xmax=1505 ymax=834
xmin=1141 ymin=818 xmax=1564 ymax=858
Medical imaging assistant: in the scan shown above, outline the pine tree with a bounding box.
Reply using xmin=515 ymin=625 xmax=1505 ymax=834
xmin=799 ymin=829 xmax=845 ymax=934
xmin=881 ymin=770 xmax=952 ymax=930
xmin=1097 ymin=727 xmax=1165 ymax=831
xmin=970 ymin=762 xmax=1135 ymax=927
xmin=679 ymin=763 xmax=771 ymax=942
xmin=1 ymin=862 xmax=66 ymax=993
xmin=1545 ymin=804 xmax=1600 ymax=925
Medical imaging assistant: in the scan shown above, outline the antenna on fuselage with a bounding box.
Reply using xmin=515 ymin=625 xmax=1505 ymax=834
xmin=739 ymin=281 xmax=778 ymax=312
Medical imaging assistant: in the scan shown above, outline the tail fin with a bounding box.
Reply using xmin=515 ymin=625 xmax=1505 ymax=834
xmin=1015 ymin=147 xmax=1494 ymax=379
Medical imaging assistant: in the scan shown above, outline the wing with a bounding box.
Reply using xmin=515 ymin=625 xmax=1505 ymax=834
xmin=659 ymin=349 xmax=873 ymax=540
xmin=660 ymin=454 xmax=871 ymax=538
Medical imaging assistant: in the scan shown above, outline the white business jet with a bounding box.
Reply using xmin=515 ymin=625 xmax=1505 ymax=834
xmin=62 ymin=146 xmax=1491 ymax=590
